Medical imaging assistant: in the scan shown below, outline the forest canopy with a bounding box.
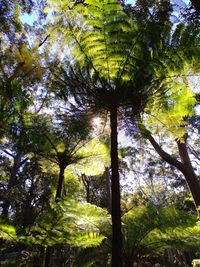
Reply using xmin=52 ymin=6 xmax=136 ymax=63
xmin=0 ymin=0 xmax=200 ymax=267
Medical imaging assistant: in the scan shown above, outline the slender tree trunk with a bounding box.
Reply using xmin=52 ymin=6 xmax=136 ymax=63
xmin=1 ymin=153 xmax=23 ymax=216
xmin=124 ymin=258 xmax=134 ymax=267
xmin=44 ymin=247 xmax=52 ymax=267
xmin=110 ymin=103 xmax=123 ymax=267
xmin=105 ymin=167 xmax=111 ymax=212
xmin=22 ymin=184 xmax=34 ymax=227
xmin=44 ymin=164 xmax=66 ymax=267
xmin=55 ymin=165 xmax=65 ymax=201
xmin=81 ymin=173 xmax=91 ymax=202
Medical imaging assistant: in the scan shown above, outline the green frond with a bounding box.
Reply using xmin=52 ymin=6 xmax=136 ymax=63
xmin=83 ymin=18 xmax=103 ymax=29
xmin=27 ymin=198 xmax=109 ymax=248
xmin=123 ymin=206 xmax=199 ymax=260
xmin=0 ymin=218 xmax=16 ymax=241
xmin=84 ymin=6 xmax=103 ymax=18
xmin=145 ymin=77 xmax=196 ymax=140
xmin=75 ymin=138 xmax=110 ymax=175
xmin=105 ymin=21 xmax=131 ymax=33
xmin=85 ymin=0 xmax=103 ymax=8
xmin=85 ymin=0 xmax=123 ymax=11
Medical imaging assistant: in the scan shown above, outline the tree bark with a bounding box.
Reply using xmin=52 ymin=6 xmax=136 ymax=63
xmin=55 ymin=165 xmax=65 ymax=201
xmin=148 ymin=135 xmax=185 ymax=173
xmin=177 ymin=140 xmax=200 ymax=212
xmin=124 ymin=258 xmax=134 ymax=267
xmin=105 ymin=167 xmax=111 ymax=212
xmin=81 ymin=173 xmax=91 ymax=202
xmin=1 ymin=153 xmax=27 ymax=216
xmin=147 ymin=134 xmax=200 ymax=216
xmin=110 ymin=103 xmax=123 ymax=267
xmin=22 ymin=183 xmax=35 ymax=227
xmin=44 ymin=247 xmax=52 ymax=267
xmin=44 ymin=164 xmax=66 ymax=267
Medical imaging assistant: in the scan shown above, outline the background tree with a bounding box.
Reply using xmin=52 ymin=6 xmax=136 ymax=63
xmin=125 ymin=0 xmax=200 ymax=214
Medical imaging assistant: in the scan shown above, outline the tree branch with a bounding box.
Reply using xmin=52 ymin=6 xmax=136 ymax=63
xmin=147 ymin=134 xmax=185 ymax=173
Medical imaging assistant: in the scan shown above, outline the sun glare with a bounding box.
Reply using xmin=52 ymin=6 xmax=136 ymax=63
xmin=93 ymin=117 xmax=101 ymax=127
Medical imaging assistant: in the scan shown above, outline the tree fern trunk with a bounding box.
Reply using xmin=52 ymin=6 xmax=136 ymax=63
xmin=110 ymin=103 xmax=123 ymax=267
xmin=105 ymin=167 xmax=111 ymax=212
xmin=124 ymin=258 xmax=134 ymax=267
xmin=44 ymin=247 xmax=52 ymax=267
xmin=44 ymin=165 xmax=65 ymax=267
xmin=55 ymin=165 xmax=65 ymax=200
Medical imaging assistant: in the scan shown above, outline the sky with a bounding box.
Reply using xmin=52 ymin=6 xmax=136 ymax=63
xmin=20 ymin=0 xmax=191 ymax=26
xmin=126 ymin=0 xmax=136 ymax=4
xmin=20 ymin=11 xmax=38 ymax=26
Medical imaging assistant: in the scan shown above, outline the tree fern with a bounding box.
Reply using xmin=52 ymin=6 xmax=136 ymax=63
xmin=44 ymin=1 xmax=200 ymax=266
xmin=27 ymin=198 xmax=109 ymax=248
xmin=122 ymin=206 xmax=200 ymax=265
xmin=145 ymin=78 xmax=196 ymax=140
xmin=45 ymin=0 xmax=150 ymax=100
xmin=77 ymin=0 xmax=134 ymax=81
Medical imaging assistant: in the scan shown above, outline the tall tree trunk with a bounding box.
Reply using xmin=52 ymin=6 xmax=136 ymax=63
xmin=44 ymin=164 xmax=66 ymax=267
xmin=110 ymin=104 xmax=123 ymax=267
xmin=44 ymin=247 xmax=52 ymax=267
xmin=81 ymin=173 xmax=91 ymax=202
xmin=105 ymin=167 xmax=111 ymax=212
xmin=124 ymin=258 xmax=134 ymax=267
xmin=22 ymin=183 xmax=34 ymax=228
xmin=55 ymin=165 xmax=65 ymax=201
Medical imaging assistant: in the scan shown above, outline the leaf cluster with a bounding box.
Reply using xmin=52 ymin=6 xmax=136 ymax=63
xmin=122 ymin=205 xmax=200 ymax=262
xmin=25 ymin=197 xmax=110 ymax=248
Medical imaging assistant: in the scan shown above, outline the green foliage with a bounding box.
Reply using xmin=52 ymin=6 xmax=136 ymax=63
xmin=44 ymin=0 xmax=157 ymax=113
xmin=27 ymin=114 xmax=110 ymax=198
xmin=0 ymin=200 xmax=109 ymax=252
xmin=145 ymin=78 xmax=196 ymax=140
xmin=0 ymin=218 xmax=16 ymax=241
xmin=75 ymin=138 xmax=110 ymax=176
xmin=21 ymin=112 xmax=91 ymax=167
xmin=122 ymin=205 xmax=200 ymax=262
xmin=27 ymin=198 xmax=109 ymax=248
xmin=193 ymin=259 xmax=200 ymax=267
xmin=62 ymin=169 xmax=82 ymax=196
xmin=75 ymin=0 xmax=134 ymax=81
xmin=1 ymin=1 xmax=200 ymax=266
xmin=133 ymin=1 xmax=200 ymax=141
xmin=0 ymin=0 xmax=27 ymax=34
xmin=5 ymin=43 xmax=45 ymax=81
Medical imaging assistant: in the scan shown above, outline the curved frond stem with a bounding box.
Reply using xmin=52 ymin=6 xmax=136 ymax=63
xmin=67 ymin=138 xmax=85 ymax=158
xmin=2 ymin=149 xmax=14 ymax=158
xmin=102 ymin=3 xmax=111 ymax=86
xmin=43 ymin=133 xmax=59 ymax=155
xmin=116 ymin=20 xmax=149 ymax=84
